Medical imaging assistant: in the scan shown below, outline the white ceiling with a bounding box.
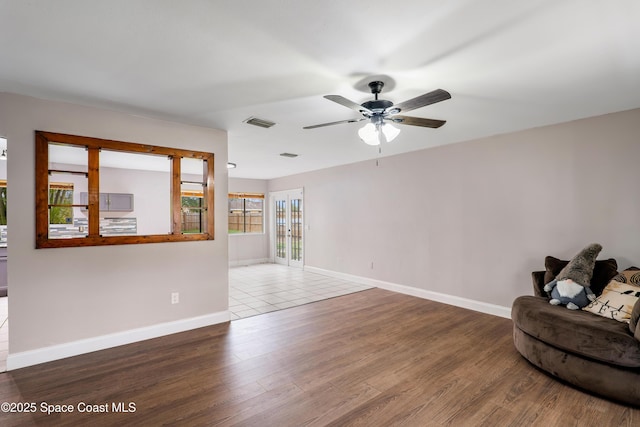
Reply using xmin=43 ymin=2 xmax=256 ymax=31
xmin=1 ymin=1 xmax=639 ymax=179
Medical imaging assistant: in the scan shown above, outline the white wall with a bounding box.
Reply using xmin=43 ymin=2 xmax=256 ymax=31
xmin=269 ymin=108 xmax=640 ymax=308
xmin=0 ymin=93 xmax=229 ymax=364
xmin=228 ymin=178 xmax=269 ymax=265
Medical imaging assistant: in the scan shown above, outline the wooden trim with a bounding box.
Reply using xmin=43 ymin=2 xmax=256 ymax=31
xmin=205 ymin=156 xmax=214 ymax=238
xmin=229 ymin=192 xmax=265 ymax=199
xmin=35 ymin=132 xmax=49 ymax=247
xmin=49 ymin=182 xmax=75 ymax=190
xmin=35 ymin=130 xmax=216 ymax=248
xmin=170 ymin=156 xmax=181 ymax=234
xmin=87 ymin=147 xmax=100 ymax=237
xmin=38 ymin=131 xmax=212 ymax=160
xmin=181 ymin=190 xmax=204 ymax=198
xmin=36 ymin=233 xmax=212 ymax=248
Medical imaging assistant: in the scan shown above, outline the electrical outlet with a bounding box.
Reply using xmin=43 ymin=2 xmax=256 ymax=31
xmin=171 ymin=292 xmax=179 ymax=304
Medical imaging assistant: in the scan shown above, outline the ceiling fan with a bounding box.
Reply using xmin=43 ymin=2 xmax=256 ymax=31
xmin=304 ymin=81 xmax=451 ymax=146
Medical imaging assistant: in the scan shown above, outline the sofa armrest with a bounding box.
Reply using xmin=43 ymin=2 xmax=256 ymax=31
xmin=531 ymin=271 xmax=547 ymax=298
xmin=630 ymin=298 xmax=640 ymax=340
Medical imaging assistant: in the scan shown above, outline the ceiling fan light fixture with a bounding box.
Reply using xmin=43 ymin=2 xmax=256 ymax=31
xmin=358 ymin=122 xmax=400 ymax=146
xmin=358 ymin=123 xmax=380 ymax=146
xmin=382 ymin=123 xmax=400 ymax=142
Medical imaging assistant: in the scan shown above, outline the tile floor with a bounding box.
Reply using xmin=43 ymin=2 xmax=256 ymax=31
xmin=230 ymin=263 xmax=373 ymax=320
xmin=0 ymin=297 xmax=7 ymax=372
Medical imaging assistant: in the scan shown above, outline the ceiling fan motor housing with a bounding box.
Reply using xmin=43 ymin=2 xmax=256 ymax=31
xmin=361 ymin=99 xmax=393 ymax=113
xmin=362 ymin=81 xmax=395 ymax=116
xmin=368 ymin=81 xmax=385 ymax=95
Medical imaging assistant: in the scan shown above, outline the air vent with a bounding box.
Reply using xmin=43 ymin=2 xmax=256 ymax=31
xmin=280 ymin=153 xmax=298 ymax=158
xmin=243 ymin=117 xmax=276 ymax=128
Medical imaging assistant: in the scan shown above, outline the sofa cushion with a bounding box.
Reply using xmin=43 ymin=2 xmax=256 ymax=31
xmin=544 ymin=256 xmax=618 ymax=296
xmin=512 ymin=295 xmax=640 ymax=368
xmin=583 ymin=280 xmax=640 ymax=323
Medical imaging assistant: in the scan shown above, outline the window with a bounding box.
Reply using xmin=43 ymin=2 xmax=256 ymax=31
xmin=181 ymin=190 xmax=204 ymax=234
xmin=180 ymin=158 xmax=207 ymax=234
xmin=48 ymin=182 xmax=74 ymax=224
xmin=0 ymin=180 xmax=6 ymax=226
xmin=228 ymin=193 xmax=264 ymax=234
xmin=35 ymin=131 xmax=215 ymax=248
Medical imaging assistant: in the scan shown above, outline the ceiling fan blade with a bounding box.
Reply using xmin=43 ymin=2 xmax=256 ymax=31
xmin=324 ymin=95 xmax=372 ymax=114
xmin=389 ymin=89 xmax=451 ymax=114
xmin=390 ymin=115 xmax=446 ymax=128
xmin=303 ymin=118 xmax=365 ymax=129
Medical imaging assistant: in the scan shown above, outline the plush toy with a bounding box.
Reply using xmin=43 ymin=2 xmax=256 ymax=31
xmin=543 ymin=243 xmax=602 ymax=310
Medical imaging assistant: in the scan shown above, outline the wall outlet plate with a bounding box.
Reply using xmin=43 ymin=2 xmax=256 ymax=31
xmin=171 ymin=292 xmax=179 ymax=304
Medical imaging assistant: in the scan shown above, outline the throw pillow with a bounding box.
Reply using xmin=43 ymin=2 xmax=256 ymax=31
xmin=544 ymin=256 xmax=618 ymax=296
xmin=611 ymin=266 xmax=640 ymax=285
xmin=582 ymin=280 xmax=640 ymax=323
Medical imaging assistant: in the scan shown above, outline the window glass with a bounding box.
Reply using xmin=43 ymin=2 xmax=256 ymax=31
xmin=49 ymin=182 xmax=74 ymax=224
xmin=181 ymin=158 xmax=206 ymax=234
xmin=228 ymin=193 xmax=264 ymax=234
xmin=0 ymin=181 xmax=6 ymax=227
xmin=0 ymin=138 xmax=6 ymax=232
xmin=244 ymin=197 xmax=264 ymax=233
xmin=48 ymin=144 xmax=87 ymax=239
xmin=99 ymin=150 xmax=170 ymax=236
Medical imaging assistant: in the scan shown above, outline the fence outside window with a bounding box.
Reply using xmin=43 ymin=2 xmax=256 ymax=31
xmin=228 ymin=193 xmax=264 ymax=234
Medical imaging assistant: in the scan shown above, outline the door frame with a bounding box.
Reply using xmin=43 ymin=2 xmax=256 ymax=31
xmin=269 ymin=188 xmax=304 ymax=268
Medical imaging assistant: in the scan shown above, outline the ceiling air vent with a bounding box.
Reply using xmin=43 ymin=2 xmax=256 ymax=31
xmin=280 ymin=153 xmax=298 ymax=158
xmin=243 ymin=116 xmax=276 ymax=128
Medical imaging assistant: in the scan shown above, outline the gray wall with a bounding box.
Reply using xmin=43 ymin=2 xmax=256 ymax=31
xmin=269 ymin=108 xmax=640 ymax=308
xmin=0 ymin=92 xmax=229 ymax=355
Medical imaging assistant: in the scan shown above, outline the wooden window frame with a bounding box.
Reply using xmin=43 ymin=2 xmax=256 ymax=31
xmin=35 ymin=131 xmax=215 ymax=248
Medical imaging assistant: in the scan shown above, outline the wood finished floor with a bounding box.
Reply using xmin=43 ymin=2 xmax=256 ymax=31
xmin=0 ymin=288 xmax=637 ymax=426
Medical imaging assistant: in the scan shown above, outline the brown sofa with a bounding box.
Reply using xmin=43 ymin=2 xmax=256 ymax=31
xmin=512 ymin=269 xmax=640 ymax=407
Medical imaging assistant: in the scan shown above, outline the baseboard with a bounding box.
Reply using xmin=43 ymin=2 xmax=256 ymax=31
xmin=6 ymin=310 xmax=230 ymax=371
xmin=304 ymin=266 xmax=512 ymax=319
xmin=229 ymin=258 xmax=270 ymax=267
